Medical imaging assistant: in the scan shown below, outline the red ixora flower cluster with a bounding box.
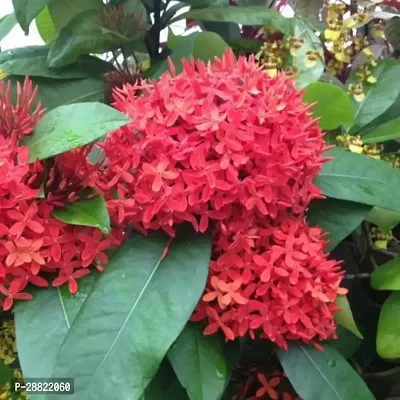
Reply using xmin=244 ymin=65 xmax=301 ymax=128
xmin=0 ymin=78 xmax=119 ymax=311
xmin=97 ymin=49 xmax=346 ymax=349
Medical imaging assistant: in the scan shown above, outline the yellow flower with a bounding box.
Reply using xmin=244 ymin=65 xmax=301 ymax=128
xmin=356 ymin=12 xmax=369 ymax=24
xmin=325 ymin=28 xmax=341 ymax=42
xmin=372 ymin=21 xmax=385 ymax=38
xmin=305 ymin=51 xmax=320 ymax=68
xmin=348 ymin=83 xmax=365 ymax=102
xmin=367 ymin=75 xmax=377 ymax=84
xmin=266 ymin=68 xmax=278 ymax=78
xmin=362 ymin=47 xmax=374 ymax=57
xmin=354 ymin=36 xmax=369 ymax=53
xmin=345 ymin=18 xmax=357 ymax=29
xmin=283 ymin=66 xmax=299 ymax=78
xmin=285 ymin=36 xmax=304 ymax=57
xmin=0 ymin=70 xmax=7 ymax=80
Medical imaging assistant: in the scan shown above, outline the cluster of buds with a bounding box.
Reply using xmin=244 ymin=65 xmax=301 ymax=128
xmin=0 ymin=321 xmax=16 ymax=365
xmin=336 ymin=134 xmax=383 ymax=159
xmin=370 ymin=226 xmax=393 ymax=250
xmin=255 ymin=30 xmax=305 ymax=77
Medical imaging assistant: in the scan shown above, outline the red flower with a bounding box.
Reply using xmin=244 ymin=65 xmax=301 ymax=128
xmin=0 ymin=279 xmax=32 ymax=311
xmin=52 ymin=265 xmax=91 ymax=295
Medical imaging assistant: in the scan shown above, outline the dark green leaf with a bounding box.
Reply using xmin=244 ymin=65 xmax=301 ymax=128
xmin=314 ymin=148 xmax=400 ymax=211
xmin=144 ymin=360 xmax=190 ymax=400
xmin=371 ymin=258 xmax=400 ymax=290
xmin=347 ymin=58 xmax=400 ymax=131
xmin=366 ymin=207 xmax=400 ymax=233
xmin=296 ymin=0 xmax=323 ymax=18
xmin=51 ymin=230 xmax=212 ymax=400
xmin=334 ymin=296 xmax=363 ymax=339
xmin=47 ymin=10 xmax=132 ymax=68
xmin=278 ymin=343 xmax=375 ymax=400
xmin=365 ymin=367 xmax=400 ymax=400
xmin=201 ymin=21 xmax=241 ymax=44
xmin=168 ymin=323 xmax=228 ymax=400
xmin=328 ymin=326 xmax=362 ymax=359
xmin=0 ymin=46 xmax=113 ymax=79
xmin=307 ymin=198 xmax=371 ymax=251
xmin=0 ymin=13 xmax=17 ymax=41
xmin=385 ymin=17 xmax=400 ymax=50
xmin=22 ymin=102 xmax=130 ymax=162
xmin=35 ymin=77 xmax=105 ymax=109
xmin=0 ymin=361 xmax=13 ymax=387
xmin=53 ymin=195 xmax=110 ymax=234
xmin=48 ymin=0 xmax=101 ymax=33
xmin=15 ymin=274 xmax=99 ymax=378
xmin=36 ymin=6 xmax=57 ymax=43
xmin=303 ymin=82 xmax=355 ymax=130
xmin=377 ymin=292 xmax=400 ymax=359
xmin=150 ymin=32 xmax=229 ymax=79
xmin=6 ymin=75 xmax=105 ymax=111
xmin=292 ymin=17 xmax=324 ymax=89
xmin=361 ymin=116 xmax=400 ymax=143
xmin=12 ymin=0 xmax=48 ymax=33
xmin=176 ymin=6 xmax=293 ymax=35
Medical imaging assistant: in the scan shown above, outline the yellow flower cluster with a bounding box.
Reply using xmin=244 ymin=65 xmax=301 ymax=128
xmin=336 ymin=134 xmax=384 ymax=159
xmin=256 ymin=34 xmax=305 ymax=78
xmin=325 ymin=3 xmax=352 ymax=75
xmin=370 ymin=226 xmax=393 ymax=250
xmin=0 ymin=321 xmax=16 ymax=366
xmin=383 ymin=154 xmax=400 ymax=169
xmin=0 ymin=70 xmax=7 ymax=80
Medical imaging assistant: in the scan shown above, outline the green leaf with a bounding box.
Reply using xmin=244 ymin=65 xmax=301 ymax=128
xmin=35 ymin=77 xmax=105 ymax=110
xmin=377 ymin=292 xmax=400 ymax=359
xmin=329 ymin=326 xmax=362 ymax=359
xmin=0 ymin=13 xmax=17 ymax=41
xmin=296 ymin=0 xmax=323 ymax=18
xmin=366 ymin=207 xmax=400 ymax=233
xmin=168 ymin=323 xmax=228 ymax=400
xmin=303 ymin=82 xmax=355 ymax=130
xmin=15 ymin=274 xmax=99 ymax=378
xmin=371 ymin=258 xmax=400 ymax=290
xmin=12 ymin=0 xmax=48 ymax=33
xmin=277 ymin=343 xmax=375 ymax=400
xmin=385 ymin=17 xmax=400 ymax=50
xmin=47 ymin=10 xmax=132 ymax=68
xmin=361 ymin=116 xmax=400 ymax=143
xmin=167 ymin=27 xmax=184 ymax=51
xmin=347 ymin=58 xmax=400 ymax=131
xmin=150 ymin=32 xmax=229 ymax=79
xmin=0 ymin=46 xmax=113 ymax=79
xmin=314 ymin=148 xmax=400 ymax=212
xmin=177 ymin=6 xmax=293 ymax=35
xmin=365 ymin=367 xmax=400 ymax=400
xmin=22 ymin=102 xmax=130 ymax=163
xmin=144 ymin=360 xmax=190 ymax=400
xmin=48 ymin=0 xmax=101 ymax=33
xmin=53 ymin=195 xmax=110 ymax=234
xmin=36 ymin=6 xmax=57 ymax=43
xmin=292 ymin=17 xmax=324 ymax=89
xmin=334 ymin=296 xmax=363 ymax=339
xmin=201 ymin=21 xmax=241 ymax=44
xmin=6 ymin=75 xmax=105 ymax=111
xmin=51 ymin=230 xmax=212 ymax=400
xmin=307 ymin=199 xmax=371 ymax=251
